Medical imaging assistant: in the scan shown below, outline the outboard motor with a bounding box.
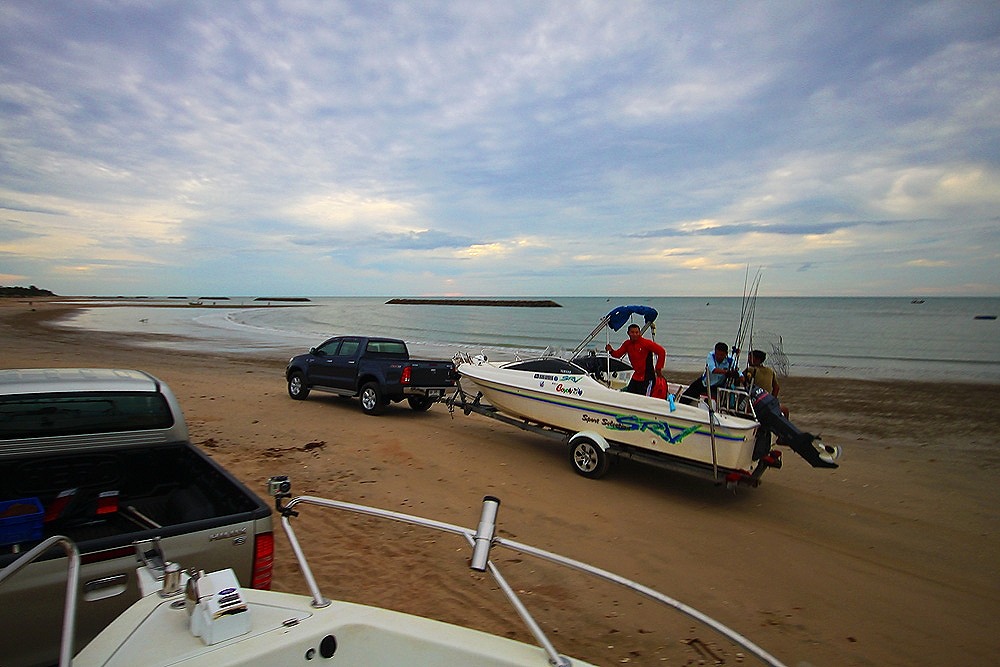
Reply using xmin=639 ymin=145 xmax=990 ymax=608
xmin=749 ymin=386 xmax=839 ymax=468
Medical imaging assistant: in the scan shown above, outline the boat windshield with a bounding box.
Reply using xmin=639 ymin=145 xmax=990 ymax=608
xmin=502 ymin=358 xmax=587 ymax=374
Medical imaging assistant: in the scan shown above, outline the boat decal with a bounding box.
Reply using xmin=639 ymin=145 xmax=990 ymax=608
xmin=614 ymin=414 xmax=702 ymax=444
xmin=554 ymin=382 xmax=584 ymax=396
xmin=481 ymin=382 xmax=747 ymax=445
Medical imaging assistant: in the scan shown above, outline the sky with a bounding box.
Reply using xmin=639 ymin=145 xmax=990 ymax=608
xmin=1 ymin=1 xmax=999 ymax=298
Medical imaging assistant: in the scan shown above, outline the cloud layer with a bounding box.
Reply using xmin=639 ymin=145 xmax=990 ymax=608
xmin=2 ymin=1 xmax=998 ymax=296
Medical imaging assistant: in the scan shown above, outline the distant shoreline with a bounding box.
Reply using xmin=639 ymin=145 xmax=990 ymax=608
xmin=386 ymin=298 xmax=561 ymax=307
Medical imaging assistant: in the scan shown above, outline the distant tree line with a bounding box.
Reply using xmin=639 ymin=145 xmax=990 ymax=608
xmin=0 ymin=285 xmax=56 ymax=297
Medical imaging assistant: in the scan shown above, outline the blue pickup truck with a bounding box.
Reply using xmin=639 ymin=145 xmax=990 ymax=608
xmin=285 ymin=336 xmax=457 ymax=415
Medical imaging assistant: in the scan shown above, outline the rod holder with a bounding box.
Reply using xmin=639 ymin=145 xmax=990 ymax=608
xmin=160 ymin=561 xmax=183 ymax=597
xmin=470 ymin=496 xmax=500 ymax=572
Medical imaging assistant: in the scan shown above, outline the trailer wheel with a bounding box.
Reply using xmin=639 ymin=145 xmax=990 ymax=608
xmin=287 ymin=372 xmax=310 ymax=400
xmin=569 ymin=437 xmax=610 ymax=479
xmin=407 ymin=396 xmax=434 ymax=412
xmin=360 ymin=382 xmax=386 ymax=415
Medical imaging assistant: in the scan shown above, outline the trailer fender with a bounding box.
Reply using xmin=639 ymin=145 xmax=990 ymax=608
xmin=569 ymin=430 xmax=611 ymax=451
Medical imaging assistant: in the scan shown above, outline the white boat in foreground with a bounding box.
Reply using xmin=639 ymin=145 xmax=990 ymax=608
xmin=451 ymin=305 xmax=840 ymax=486
xmin=2 ymin=480 xmax=788 ymax=667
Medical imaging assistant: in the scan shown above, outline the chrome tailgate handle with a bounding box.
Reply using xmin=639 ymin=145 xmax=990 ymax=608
xmin=83 ymin=574 xmax=128 ymax=601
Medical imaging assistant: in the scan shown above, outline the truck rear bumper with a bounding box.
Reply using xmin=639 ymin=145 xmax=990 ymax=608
xmin=402 ymin=386 xmax=454 ymax=400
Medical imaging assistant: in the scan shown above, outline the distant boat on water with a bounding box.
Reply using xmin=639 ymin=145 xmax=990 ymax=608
xmin=973 ymin=314 xmax=997 ymax=320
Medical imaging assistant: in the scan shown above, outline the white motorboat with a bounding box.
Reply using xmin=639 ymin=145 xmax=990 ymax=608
xmin=1 ymin=480 xmax=788 ymax=667
xmin=456 ymin=356 xmax=760 ymax=472
xmin=451 ymin=305 xmax=840 ymax=485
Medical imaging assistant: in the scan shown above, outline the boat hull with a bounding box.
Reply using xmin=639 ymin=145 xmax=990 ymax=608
xmin=458 ymin=362 xmax=759 ymax=471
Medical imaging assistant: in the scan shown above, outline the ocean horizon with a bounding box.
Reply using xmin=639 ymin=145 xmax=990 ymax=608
xmin=51 ymin=295 xmax=1000 ymax=384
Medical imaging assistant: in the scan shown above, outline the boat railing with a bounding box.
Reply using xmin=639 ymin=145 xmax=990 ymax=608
xmin=274 ymin=486 xmax=787 ymax=667
xmin=0 ymin=535 xmax=81 ymax=667
xmin=716 ymin=386 xmax=757 ymax=420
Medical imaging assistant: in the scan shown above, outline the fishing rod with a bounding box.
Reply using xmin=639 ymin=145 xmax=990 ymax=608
xmin=744 ymin=276 xmax=760 ymax=356
xmin=733 ymin=268 xmax=749 ymax=361
xmin=733 ymin=266 xmax=762 ymax=360
xmin=734 ymin=267 xmax=759 ymax=347
xmin=731 ymin=266 xmax=762 ymax=388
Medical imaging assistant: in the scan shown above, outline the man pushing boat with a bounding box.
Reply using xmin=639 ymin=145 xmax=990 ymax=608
xmin=605 ymin=323 xmax=666 ymax=396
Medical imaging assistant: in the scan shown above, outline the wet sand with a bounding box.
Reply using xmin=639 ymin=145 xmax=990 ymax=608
xmin=2 ymin=298 xmax=998 ymax=666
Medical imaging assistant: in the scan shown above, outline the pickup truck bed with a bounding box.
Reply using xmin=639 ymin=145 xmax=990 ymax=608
xmin=1 ymin=443 xmax=267 ymax=551
xmin=0 ymin=369 xmax=273 ymax=667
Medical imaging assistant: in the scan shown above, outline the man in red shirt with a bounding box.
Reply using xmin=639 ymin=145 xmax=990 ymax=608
xmin=605 ymin=324 xmax=666 ymax=395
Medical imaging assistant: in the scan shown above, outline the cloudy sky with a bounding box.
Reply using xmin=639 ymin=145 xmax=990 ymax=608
xmin=1 ymin=1 xmax=998 ymax=297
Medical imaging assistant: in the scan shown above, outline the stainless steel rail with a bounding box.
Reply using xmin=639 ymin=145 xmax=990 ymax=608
xmin=0 ymin=535 xmax=82 ymax=667
xmin=280 ymin=494 xmax=788 ymax=667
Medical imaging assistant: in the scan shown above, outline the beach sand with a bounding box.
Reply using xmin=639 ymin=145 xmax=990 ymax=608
xmin=2 ymin=299 xmax=998 ymax=666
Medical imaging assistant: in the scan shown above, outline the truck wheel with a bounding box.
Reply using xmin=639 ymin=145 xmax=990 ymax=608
xmin=287 ymin=372 xmax=310 ymax=400
xmin=360 ymin=382 xmax=386 ymax=415
xmin=407 ymin=396 xmax=435 ymax=412
xmin=569 ymin=437 xmax=610 ymax=479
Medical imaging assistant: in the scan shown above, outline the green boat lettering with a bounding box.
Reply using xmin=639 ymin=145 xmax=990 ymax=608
xmin=613 ymin=414 xmax=700 ymax=444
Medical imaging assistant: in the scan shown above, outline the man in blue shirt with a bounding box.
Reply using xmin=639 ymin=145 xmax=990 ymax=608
xmin=681 ymin=341 xmax=738 ymax=402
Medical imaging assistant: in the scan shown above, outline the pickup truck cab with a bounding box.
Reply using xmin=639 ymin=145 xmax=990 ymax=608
xmin=285 ymin=336 xmax=456 ymax=415
xmin=0 ymin=368 xmax=273 ymax=667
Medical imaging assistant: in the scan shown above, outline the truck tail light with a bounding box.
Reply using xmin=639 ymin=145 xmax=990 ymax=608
xmin=250 ymin=531 xmax=275 ymax=590
xmin=400 ymin=366 xmax=412 ymax=385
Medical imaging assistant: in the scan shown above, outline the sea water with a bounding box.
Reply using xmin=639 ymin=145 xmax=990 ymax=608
xmin=53 ymin=296 xmax=1000 ymax=383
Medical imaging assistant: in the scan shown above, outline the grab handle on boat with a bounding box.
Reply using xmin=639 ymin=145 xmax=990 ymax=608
xmin=470 ymin=496 xmax=500 ymax=572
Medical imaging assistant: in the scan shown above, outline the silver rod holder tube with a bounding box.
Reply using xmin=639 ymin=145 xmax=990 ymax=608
xmin=160 ymin=561 xmax=182 ymax=597
xmin=470 ymin=496 xmax=500 ymax=572
xmin=706 ymin=364 xmax=719 ymax=479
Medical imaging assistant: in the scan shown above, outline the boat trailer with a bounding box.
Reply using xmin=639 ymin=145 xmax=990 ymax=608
xmin=444 ymin=383 xmax=780 ymax=490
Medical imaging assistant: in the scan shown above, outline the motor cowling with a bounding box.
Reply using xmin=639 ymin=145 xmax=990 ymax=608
xmin=750 ymin=387 xmax=838 ymax=469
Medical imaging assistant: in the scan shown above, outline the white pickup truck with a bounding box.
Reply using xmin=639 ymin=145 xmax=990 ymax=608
xmin=0 ymin=369 xmax=274 ymax=667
